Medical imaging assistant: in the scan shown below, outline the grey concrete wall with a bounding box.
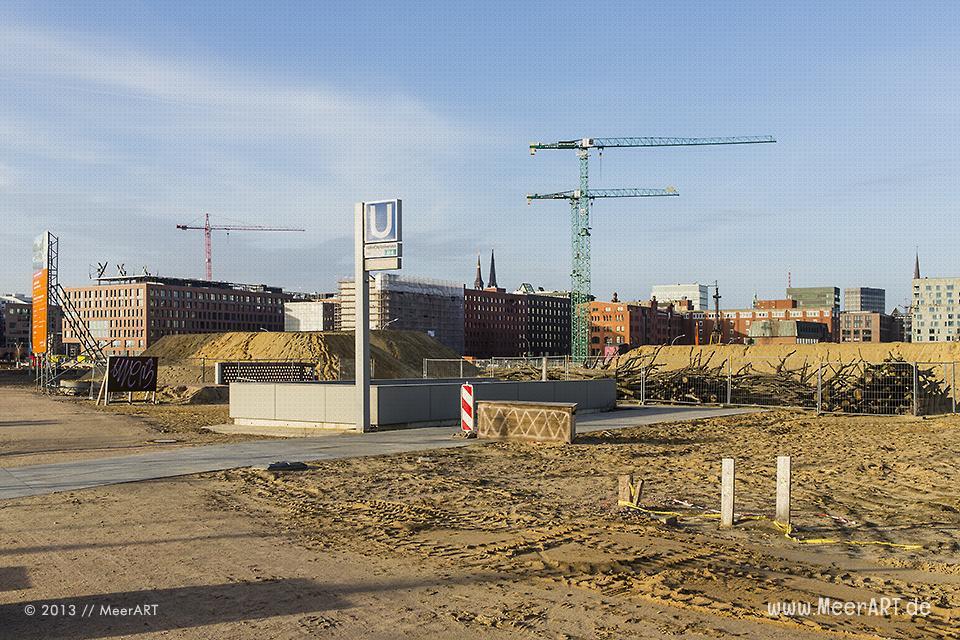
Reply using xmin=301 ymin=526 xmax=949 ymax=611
xmin=229 ymin=378 xmax=616 ymax=430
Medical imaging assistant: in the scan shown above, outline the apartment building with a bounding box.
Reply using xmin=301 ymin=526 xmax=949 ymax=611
xmin=912 ymin=277 xmax=960 ymax=342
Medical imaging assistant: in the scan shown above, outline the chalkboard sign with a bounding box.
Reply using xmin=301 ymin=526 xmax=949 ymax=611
xmin=106 ymin=356 xmax=159 ymax=393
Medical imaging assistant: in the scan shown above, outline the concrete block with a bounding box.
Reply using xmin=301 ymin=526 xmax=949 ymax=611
xmin=229 ymin=383 xmax=276 ymax=420
xmin=374 ymin=384 xmax=431 ymax=425
xmin=586 ymin=379 xmax=618 ymax=410
xmin=476 ymin=400 xmax=576 ymax=444
xmin=275 ymin=383 xmax=327 ymax=423
xmin=324 ymin=384 xmax=356 ymax=424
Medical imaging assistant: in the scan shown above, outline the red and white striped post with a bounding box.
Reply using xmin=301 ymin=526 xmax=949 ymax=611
xmin=460 ymin=382 xmax=475 ymax=432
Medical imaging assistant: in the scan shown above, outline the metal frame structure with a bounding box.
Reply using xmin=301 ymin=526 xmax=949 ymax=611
xmin=528 ymin=135 xmax=775 ymax=360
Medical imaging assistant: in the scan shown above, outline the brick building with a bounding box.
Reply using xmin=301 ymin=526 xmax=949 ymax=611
xmin=690 ymin=298 xmax=838 ymax=344
xmin=463 ymin=253 xmax=570 ymax=358
xmin=839 ymin=311 xmax=900 ymax=343
xmin=62 ymin=276 xmax=286 ymax=356
xmin=588 ymin=294 xmax=686 ymax=357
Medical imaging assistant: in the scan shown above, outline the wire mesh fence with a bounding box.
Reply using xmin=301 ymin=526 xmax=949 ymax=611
xmin=636 ymin=357 xmax=958 ymax=416
xmin=423 ymin=354 xmax=959 ymax=416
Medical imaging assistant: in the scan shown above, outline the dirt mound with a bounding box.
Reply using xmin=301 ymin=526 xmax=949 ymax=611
xmin=145 ymin=330 xmax=460 ymax=386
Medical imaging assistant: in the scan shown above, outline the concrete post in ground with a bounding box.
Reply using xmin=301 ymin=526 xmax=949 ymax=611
xmin=542 ymin=356 xmax=548 ymax=381
xmin=720 ymin=458 xmax=735 ymax=529
xmin=460 ymin=358 xmax=464 ymax=379
xmin=953 ymin=362 xmax=957 ymax=414
xmin=775 ymin=455 xmax=791 ymax=526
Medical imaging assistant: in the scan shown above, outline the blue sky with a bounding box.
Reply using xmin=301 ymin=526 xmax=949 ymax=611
xmin=2 ymin=2 xmax=958 ymax=310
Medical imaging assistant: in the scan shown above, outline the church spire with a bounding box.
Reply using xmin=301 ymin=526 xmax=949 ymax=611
xmin=914 ymin=249 xmax=920 ymax=280
xmin=473 ymin=253 xmax=484 ymax=289
xmin=488 ymin=249 xmax=498 ymax=289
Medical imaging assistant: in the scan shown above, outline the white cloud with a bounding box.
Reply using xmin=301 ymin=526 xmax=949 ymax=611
xmin=0 ymin=23 xmax=510 ymax=292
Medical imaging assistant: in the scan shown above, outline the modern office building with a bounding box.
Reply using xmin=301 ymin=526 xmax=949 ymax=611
xmin=339 ymin=273 xmax=465 ymax=354
xmin=839 ymin=311 xmax=899 ymax=343
xmin=62 ymin=276 xmax=286 ymax=356
xmin=651 ymin=283 xmax=710 ymax=311
xmin=787 ymin=286 xmax=840 ymax=309
xmin=844 ymin=287 xmax=886 ymax=313
xmin=911 ymin=277 xmax=960 ymax=342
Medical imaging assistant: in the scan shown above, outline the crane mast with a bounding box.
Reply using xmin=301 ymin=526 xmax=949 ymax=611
xmin=528 ymin=135 xmax=774 ymax=361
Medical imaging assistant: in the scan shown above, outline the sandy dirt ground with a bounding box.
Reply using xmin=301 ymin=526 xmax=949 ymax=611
xmin=0 ymin=387 xmax=245 ymax=467
xmin=2 ymin=409 xmax=959 ymax=638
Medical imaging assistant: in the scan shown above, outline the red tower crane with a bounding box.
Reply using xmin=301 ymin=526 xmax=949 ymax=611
xmin=176 ymin=213 xmax=305 ymax=280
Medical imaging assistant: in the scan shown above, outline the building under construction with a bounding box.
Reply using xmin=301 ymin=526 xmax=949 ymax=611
xmin=339 ymin=273 xmax=465 ymax=354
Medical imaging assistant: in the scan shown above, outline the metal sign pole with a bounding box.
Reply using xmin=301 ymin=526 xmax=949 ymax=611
xmin=355 ymin=202 xmax=371 ymax=433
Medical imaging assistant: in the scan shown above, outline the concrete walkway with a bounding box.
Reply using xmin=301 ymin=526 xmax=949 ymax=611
xmin=0 ymin=405 xmax=751 ymax=500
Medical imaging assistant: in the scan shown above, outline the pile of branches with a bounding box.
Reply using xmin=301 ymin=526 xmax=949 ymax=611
xmin=820 ymin=356 xmax=951 ymax=415
xmin=485 ymin=348 xmax=953 ymax=415
xmin=615 ymin=348 xmax=817 ymax=407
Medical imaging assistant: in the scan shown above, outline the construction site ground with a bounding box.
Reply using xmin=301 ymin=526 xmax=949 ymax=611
xmin=1 ymin=383 xmax=958 ymax=638
xmin=0 ymin=385 xmax=245 ymax=468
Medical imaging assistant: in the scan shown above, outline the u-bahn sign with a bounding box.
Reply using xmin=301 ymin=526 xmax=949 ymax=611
xmin=363 ymin=199 xmax=402 ymax=271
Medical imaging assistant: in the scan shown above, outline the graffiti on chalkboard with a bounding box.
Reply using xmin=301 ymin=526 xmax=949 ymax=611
xmin=106 ymin=356 xmax=159 ymax=393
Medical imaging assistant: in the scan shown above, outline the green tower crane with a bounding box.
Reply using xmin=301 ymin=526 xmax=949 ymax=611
xmin=527 ymin=136 xmax=775 ymax=361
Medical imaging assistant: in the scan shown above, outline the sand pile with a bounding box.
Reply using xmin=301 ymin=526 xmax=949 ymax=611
xmin=144 ymin=330 xmax=460 ymax=387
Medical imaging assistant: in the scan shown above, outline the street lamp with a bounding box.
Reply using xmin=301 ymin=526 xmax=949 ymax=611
xmin=381 ymin=317 xmax=401 ymax=330
xmin=670 ymin=334 xmax=686 ymax=346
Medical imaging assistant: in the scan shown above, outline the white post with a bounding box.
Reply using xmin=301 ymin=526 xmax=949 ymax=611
xmin=460 ymin=358 xmax=464 ymax=379
xmin=355 ymin=202 xmax=370 ymax=432
xmin=720 ymin=458 xmax=735 ymax=529
xmin=775 ymin=455 xmax=791 ymax=526
xmin=541 ymin=356 xmax=548 ymax=381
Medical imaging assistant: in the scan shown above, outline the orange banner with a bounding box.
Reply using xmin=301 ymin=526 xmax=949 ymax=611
xmin=32 ymin=268 xmax=48 ymax=354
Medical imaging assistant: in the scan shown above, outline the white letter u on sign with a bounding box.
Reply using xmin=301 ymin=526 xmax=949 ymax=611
xmin=367 ymin=202 xmax=394 ymax=240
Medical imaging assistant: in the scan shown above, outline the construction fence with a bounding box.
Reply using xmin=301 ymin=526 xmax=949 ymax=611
xmin=422 ymin=356 xmax=959 ymax=416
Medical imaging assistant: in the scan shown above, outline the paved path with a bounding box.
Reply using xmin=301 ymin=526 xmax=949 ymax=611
xmin=0 ymin=405 xmax=751 ymax=500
